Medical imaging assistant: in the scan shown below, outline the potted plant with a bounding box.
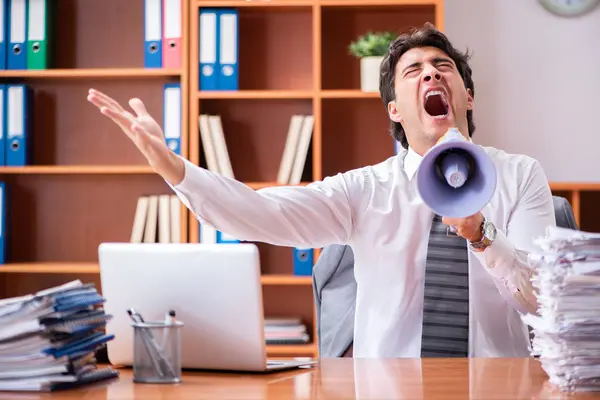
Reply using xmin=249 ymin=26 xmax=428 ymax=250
xmin=348 ymin=31 xmax=397 ymax=92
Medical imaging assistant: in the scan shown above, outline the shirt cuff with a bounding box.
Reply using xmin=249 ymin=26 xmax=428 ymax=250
xmin=165 ymin=156 xmax=197 ymax=217
xmin=470 ymin=228 xmax=516 ymax=281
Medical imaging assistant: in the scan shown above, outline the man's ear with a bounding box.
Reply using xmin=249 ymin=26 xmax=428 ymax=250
xmin=466 ymin=88 xmax=474 ymax=110
xmin=387 ymin=101 xmax=403 ymax=123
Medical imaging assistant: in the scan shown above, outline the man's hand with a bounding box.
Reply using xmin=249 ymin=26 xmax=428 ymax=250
xmin=87 ymin=88 xmax=185 ymax=185
xmin=442 ymin=212 xmax=484 ymax=243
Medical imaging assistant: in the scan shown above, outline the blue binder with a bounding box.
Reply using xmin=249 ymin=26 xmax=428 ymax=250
xmin=144 ymin=0 xmax=162 ymax=68
xmin=6 ymin=83 xmax=32 ymax=166
xmin=198 ymin=8 xmax=218 ymax=90
xmin=7 ymin=0 xmax=27 ymax=70
xmin=162 ymin=82 xmax=181 ymax=155
xmin=216 ymin=230 xmax=240 ymax=244
xmin=217 ymin=8 xmax=238 ymax=91
xmin=0 ymin=84 xmax=5 ymax=166
xmin=0 ymin=0 xmax=7 ymax=69
xmin=0 ymin=182 xmax=5 ymax=265
xmin=293 ymin=248 xmax=314 ymax=276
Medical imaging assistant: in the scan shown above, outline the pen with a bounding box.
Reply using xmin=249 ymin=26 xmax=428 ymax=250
xmin=161 ymin=310 xmax=176 ymax=351
xmin=165 ymin=310 xmax=176 ymax=325
xmin=128 ymin=308 xmax=177 ymax=378
xmin=127 ymin=308 xmax=165 ymax=378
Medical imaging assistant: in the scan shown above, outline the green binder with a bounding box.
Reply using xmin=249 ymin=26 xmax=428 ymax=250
xmin=26 ymin=0 xmax=56 ymax=70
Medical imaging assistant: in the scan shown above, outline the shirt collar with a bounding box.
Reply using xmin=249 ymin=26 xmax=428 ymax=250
xmin=403 ymin=146 xmax=422 ymax=181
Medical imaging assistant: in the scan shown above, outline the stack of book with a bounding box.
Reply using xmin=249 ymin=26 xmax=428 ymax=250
xmin=0 ymin=280 xmax=118 ymax=392
xmin=264 ymin=317 xmax=310 ymax=345
xmin=524 ymin=226 xmax=600 ymax=393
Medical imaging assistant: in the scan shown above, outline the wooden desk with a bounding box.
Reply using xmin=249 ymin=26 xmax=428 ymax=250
xmin=0 ymin=358 xmax=598 ymax=399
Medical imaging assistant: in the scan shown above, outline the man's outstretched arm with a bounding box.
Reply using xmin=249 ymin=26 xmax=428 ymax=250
xmin=87 ymin=89 xmax=356 ymax=248
xmin=169 ymin=156 xmax=356 ymax=248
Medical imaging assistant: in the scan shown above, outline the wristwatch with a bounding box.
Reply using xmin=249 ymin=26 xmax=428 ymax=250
xmin=469 ymin=218 xmax=497 ymax=252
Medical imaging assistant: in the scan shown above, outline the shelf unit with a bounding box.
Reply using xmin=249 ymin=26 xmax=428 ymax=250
xmin=0 ymin=0 xmax=192 ymax=327
xmin=188 ymin=0 xmax=444 ymax=358
xmin=548 ymin=183 xmax=600 ymax=232
xmin=3 ymin=0 xmax=592 ymax=361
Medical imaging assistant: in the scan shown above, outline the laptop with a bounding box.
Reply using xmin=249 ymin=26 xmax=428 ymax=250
xmin=98 ymin=242 xmax=316 ymax=372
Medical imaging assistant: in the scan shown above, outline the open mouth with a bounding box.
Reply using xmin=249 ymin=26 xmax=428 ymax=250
xmin=424 ymin=90 xmax=449 ymax=118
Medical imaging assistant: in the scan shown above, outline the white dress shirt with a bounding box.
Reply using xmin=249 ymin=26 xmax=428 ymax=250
xmin=168 ymin=143 xmax=556 ymax=358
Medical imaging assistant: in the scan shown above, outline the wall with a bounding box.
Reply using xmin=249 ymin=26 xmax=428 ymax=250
xmin=444 ymin=0 xmax=600 ymax=182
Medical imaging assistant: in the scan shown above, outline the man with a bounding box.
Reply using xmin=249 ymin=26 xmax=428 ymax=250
xmin=87 ymin=23 xmax=555 ymax=358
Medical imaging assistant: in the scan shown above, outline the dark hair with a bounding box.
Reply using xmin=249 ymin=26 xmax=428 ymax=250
xmin=379 ymin=22 xmax=475 ymax=149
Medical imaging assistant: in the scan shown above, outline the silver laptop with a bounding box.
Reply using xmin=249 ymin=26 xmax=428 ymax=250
xmin=98 ymin=242 xmax=316 ymax=372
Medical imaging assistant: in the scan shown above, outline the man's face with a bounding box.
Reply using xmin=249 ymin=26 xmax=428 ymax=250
xmin=387 ymin=46 xmax=473 ymax=155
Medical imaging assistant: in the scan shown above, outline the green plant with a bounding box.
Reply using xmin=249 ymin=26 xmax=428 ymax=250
xmin=348 ymin=31 xmax=397 ymax=58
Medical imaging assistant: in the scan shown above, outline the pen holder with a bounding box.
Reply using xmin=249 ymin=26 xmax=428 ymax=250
xmin=131 ymin=321 xmax=184 ymax=384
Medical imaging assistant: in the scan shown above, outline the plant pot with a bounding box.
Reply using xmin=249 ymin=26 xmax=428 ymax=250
xmin=360 ymin=56 xmax=383 ymax=92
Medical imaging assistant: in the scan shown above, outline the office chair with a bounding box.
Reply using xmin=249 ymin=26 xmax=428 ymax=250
xmin=312 ymin=196 xmax=579 ymax=358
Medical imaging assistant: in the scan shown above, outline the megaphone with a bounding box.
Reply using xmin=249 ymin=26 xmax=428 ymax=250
xmin=416 ymin=128 xmax=497 ymax=218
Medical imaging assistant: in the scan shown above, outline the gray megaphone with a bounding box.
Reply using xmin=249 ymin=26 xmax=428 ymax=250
xmin=416 ymin=128 xmax=497 ymax=218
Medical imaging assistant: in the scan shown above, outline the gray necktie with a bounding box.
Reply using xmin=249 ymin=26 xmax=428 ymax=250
xmin=420 ymin=214 xmax=469 ymax=357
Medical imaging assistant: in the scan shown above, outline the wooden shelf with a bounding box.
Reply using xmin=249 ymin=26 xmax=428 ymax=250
xmin=549 ymin=182 xmax=600 ymax=191
xmin=0 ymin=263 xmax=311 ymax=285
xmin=195 ymin=0 xmax=314 ymax=7
xmin=0 ymin=166 xmax=155 ymax=175
xmin=0 ymin=263 xmax=100 ymax=274
xmin=0 ymin=68 xmax=182 ymax=79
xmin=261 ymin=275 xmax=312 ymax=285
xmin=266 ymin=344 xmax=317 ymax=355
xmin=198 ymin=90 xmax=314 ymax=99
xmin=320 ymin=0 xmax=438 ymax=6
xmin=195 ymin=0 xmax=438 ymax=6
xmin=320 ymin=90 xmax=380 ymax=98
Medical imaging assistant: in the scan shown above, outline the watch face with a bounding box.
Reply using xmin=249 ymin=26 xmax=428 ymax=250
xmin=484 ymin=221 xmax=497 ymax=241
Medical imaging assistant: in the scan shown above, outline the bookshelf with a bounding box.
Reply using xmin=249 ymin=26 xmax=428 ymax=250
xmin=188 ymin=0 xmax=444 ymax=358
xmin=0 ymin=0 xmax=190 ymax=327
xmin=1 ymin=0 xmax=594 ymax=361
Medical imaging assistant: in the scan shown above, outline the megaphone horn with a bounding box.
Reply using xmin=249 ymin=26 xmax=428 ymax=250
xmin=416 ymin=128 xmax=497 ymax=219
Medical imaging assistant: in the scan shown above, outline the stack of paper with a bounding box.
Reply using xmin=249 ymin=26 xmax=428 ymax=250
xmin=0 ymin=280 xmax=118 ymax=392
xmin=523 ymin=225 xmax=600 ymax=392
xmin=264 ymin=317 xmax=310 ymax=345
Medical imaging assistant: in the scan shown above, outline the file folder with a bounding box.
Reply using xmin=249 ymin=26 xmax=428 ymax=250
xmin=0 ymin=0 xmax=7 ymax=69
xmin=7 ymin=0 xmax=27 ymax=70
xmin=0 ymin=84 xmax=5 ymax=166
xmin=0 ymin=182 xmax=5 ymax=264
xmin=216 ymin=230 xmax=240 ymax=244
xmin=199 ymin=222 xmax=217 ymax=244
xmin=162 ymin=0 xmax=181 ymax=69
xmin=143 ymin=0 xmax=162 ymax=68
xmin=198 ymin=8 xmax=218 ymax=90
xmin=162 ymin=83 xmax=181 ymax=155
xmin=27 ymin=0 xmax=55 ymax=69
xmin=218 ymin=9 xmax=238 ymax=91
xmin=6 ymin=84 xmax=32 ymax=166
xmin=293 ymin=248 xmax=313 ymax=276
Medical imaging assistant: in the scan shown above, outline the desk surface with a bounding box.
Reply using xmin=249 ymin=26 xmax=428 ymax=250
xmin=1 ymin=358 xmax=599 ymax=399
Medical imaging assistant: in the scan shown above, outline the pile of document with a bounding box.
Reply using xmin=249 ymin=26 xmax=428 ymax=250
xmin=0 ymin=280 xmax=118 ymax=391
xmin=524 ymin=226 xmax=600 ymax=392
xmin=264 ymin=317 xmax=310 ymax=345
